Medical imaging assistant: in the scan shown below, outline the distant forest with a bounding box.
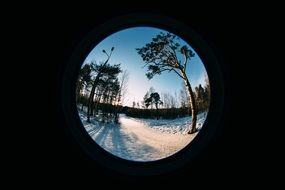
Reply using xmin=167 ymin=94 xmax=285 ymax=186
xmin=76 ymin=61 xmax=210 ymax=120
xmin=76 ymin=45 xmax=210 ymax=123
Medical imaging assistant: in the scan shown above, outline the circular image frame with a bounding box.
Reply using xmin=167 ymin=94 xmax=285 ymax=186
xmin=62 ymin=13 xmax=224 ymax=175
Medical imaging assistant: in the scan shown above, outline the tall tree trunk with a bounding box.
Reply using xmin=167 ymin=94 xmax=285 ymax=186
xmin=93 ymin=92 xmax=99 ymax=116
xmin=181 ymin=72 xmax=197 ymax=134
xmin=155 ymin=103 xmax=158 ymax=120
xmin=86 ymin=49 xmax=113 ymax=123
xmin=90 ymin=98 xmax=94 ymax=117
xmin=81 ymin=101 xmax=84 ymax=111
xmin=87 ymin=74 xmax=101 ymax=122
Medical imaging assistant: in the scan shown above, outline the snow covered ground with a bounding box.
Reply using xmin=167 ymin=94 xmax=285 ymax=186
xmin=78 ymin=111 xmax=207 ymax=161
xmin=132 ymin=113 xmax=207 ymax=135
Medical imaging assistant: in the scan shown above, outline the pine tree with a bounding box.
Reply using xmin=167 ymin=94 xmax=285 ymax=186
xmin=137 ymin=33 xmax=197 ymax=133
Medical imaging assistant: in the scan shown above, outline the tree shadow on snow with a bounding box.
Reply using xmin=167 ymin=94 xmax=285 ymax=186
xmin=92 ymin=123 xmax=159 ymax=161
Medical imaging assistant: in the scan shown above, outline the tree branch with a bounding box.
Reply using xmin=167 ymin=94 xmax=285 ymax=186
xmin=182 ymin=52 xmax=188 ymax=72
xmin=172 ymin=68 xmax=184 ymax=79
xmin=141 ymin=62 xmax=149 ymax=68
xmin=159 ymin=68 xmax=172 ymax=73
xmin=183 ymin=52 xmax=188 ymax=73
xmin=159 ymin=67 xmax=184 ymax=79
xmin=168 ymin=41 xmax=179 ymax=61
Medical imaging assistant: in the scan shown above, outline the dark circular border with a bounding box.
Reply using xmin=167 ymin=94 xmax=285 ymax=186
xmin=62 ymin=13 xmax=224 ymax=175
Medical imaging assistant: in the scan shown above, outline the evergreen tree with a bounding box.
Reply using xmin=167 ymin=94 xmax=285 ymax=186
xmin=144 ymin=92 xmax=163 ymax=120
xmin=76 ymin=64 xmax=92 ymax=105
xmin=137 ymin=33 xmax=198 ymax=133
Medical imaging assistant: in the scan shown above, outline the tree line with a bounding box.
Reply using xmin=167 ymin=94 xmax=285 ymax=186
xmin=77 ymin=79 xmax=210 ymax=122
xmin=126 ymin=83 xmax=210 ymax=120
xmin=76 ymin=47 xmax=129 ymax=123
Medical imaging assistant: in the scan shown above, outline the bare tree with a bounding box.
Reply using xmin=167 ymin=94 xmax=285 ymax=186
xmin=170 ymin=94 xmax=176 ymax=108
xmin=180 ymin=82 xmax=188 ymax=108
xmin=119 ymin=70 xmax=129 ymax=106
xmin=162 ymin=93 xmax=171 ymax=109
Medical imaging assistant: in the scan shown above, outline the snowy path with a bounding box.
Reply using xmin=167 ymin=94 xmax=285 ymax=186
xmin=116 ymin=116 xmax=196 ymax=161
xmin=81 ymin=113 xmax=200 ymax=161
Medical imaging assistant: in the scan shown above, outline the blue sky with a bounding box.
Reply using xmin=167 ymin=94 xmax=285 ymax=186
xmin=83 ymin=27 xmax=208 ymax=107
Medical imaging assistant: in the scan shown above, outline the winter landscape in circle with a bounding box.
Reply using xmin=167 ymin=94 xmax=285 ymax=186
xmin=76 ymin=27 xmax=210 ymax=161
